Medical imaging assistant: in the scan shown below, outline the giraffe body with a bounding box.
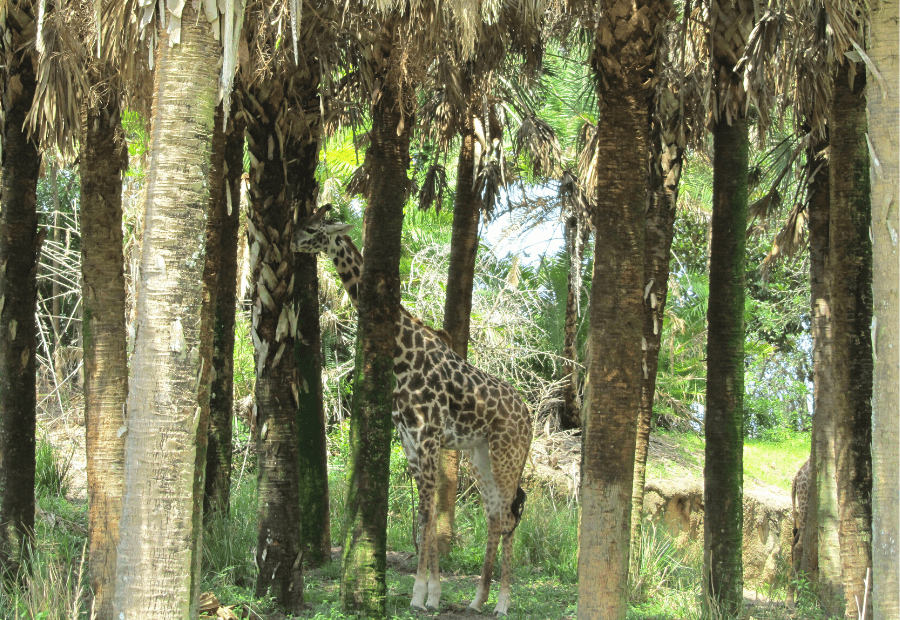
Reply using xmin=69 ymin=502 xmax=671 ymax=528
xmin=791 ymin=458 xmax=811 ymax=575
xmin=292 ymin=206 xmax=532 ymax=615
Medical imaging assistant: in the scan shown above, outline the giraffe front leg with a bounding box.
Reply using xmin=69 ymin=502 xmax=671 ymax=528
xmin=410 ymin=493 xmax=432 ymax=612
xmin=410 ymin=439 xmax=439 ymax=613
xmin=426 ymin=513 xmax=442 ymax=610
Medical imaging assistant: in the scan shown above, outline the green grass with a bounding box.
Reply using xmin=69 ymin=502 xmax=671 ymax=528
xmin=744 ymin=432 xmax=810 ymax=492
xmin=645 ymin=429 xmax=810 ymax=493
xmin=15 ymin=425 xmax=816 ymax=619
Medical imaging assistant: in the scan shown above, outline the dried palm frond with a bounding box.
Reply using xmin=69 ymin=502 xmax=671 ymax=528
xmin=557 ymin=169 xmax=592 ymax=227
xmin=417 ymin=163 xmax=448 ymax=212
xmin=576 ymin=120 xmax=599 ymax=194
xmin=474 ymin=157 xmax=513 ymax=220
xmin=27 ymin=6 xmax=89 ymax=161
xmin=346 ymin=159 xmax=372 ymax=199
xmin=760 ymin=201 xmax=807 ymax=278
xmin=515 ymin=114 xmax=563 ymax=179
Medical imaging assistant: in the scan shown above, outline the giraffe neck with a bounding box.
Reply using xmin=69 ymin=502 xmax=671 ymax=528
xmin=326 ymin=234 xmax=363 ymax=307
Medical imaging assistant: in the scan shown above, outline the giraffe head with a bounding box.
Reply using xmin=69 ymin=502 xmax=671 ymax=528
xmin=292 ymin=204 xmax=353 ymax=254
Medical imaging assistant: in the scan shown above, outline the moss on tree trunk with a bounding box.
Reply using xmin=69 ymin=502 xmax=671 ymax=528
xmin=205 ymin=104 xmax=245 ymax=517
xmin=340 ymin=78 xmax=412 ymax=618
xmin=704 ymin=114 xmax=748 ymax=619
xmin=0 ymin=46 xmax=41 ymax=578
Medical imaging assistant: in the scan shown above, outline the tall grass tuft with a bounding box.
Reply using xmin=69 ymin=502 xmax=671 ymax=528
xmin=202 ymin=477 xmax=259 ymax=592
xmin=628 ymin=519 xmax=702 ymax=618
xmin=0 ymin=531 xmax=89 ymax=619
xmin=35 ymin=436 xmax=72 ymax=499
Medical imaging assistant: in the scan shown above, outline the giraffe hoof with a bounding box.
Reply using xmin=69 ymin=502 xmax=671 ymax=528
xmin=410 ymin=604 xmax=429 ymax=614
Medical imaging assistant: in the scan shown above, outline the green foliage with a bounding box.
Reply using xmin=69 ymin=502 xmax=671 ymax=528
xmin=0 ymin=492 xmax=88 ymax=620
xmin=35 ymin=437 xmax=71 ymax=499
xmin=202 ymin=478 xmax=259 ymax=591
xmin=629 ymin=521 xmax=702 ymax=616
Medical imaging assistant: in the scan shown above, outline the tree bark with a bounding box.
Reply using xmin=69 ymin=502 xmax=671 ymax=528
xmin=630 ymin=90 xmax=681 ymax=564
xmin=829 ymin=59 xmax=873 ymax=620
xmin=436 ymin=124 xmax=480 ymax=556
xmin=340 ymin=79 xmax=412 ymax=617
xmin=578 ymin=64 xmax=648 ymax=620
xmin=868 ymin=1 xmax=900 ymax=616
xmin=113 ymin=9 xmax=219 ymax=617
xmin=704 ymin=114 xmax=748 ymax=618
xmin=560 ymin=214 xmax=585 ymax=431
xmin=294 ymin=132 xmax=331 ymax=570
xmin=0 ymin=42 xmax=41 ymax=578
xmin=245 ymin=78 xmax=308 ymax=611
xmin=809 ymin=141 xmax=843 ymax=613
xmin=205 ymin=103 xmax=245 ymax=517
xmin=81 ymin=99 xmax=128 ymax=620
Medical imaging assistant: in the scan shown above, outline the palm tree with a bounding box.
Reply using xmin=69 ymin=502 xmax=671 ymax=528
xmin=237 ymin=0 xmax=338 ymax=604
xmin=630 ymin=49 xmax=690 ymax=563
xmin=0 ymin=0 xmax=43 ymax=578
xmin=204 ymin=104 xmax=246 ymax=517
xmin=703 ymin=0 xmax=756 ymax=615
xmin=568 ymin=0 xmax=674 ymax=617
xmin=113 ymin=2 xmax=234 ymax=616
xmin=829 ymin=55 xmax=873 ymax=620
xmin=868 ymin=1 xmax=900 ymax=615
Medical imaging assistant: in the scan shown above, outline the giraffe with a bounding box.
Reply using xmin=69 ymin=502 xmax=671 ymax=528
xmin=791 ymin=458 xmax=811 ymax=576
xmin=292 ymin=205 xmax=532 ymax=615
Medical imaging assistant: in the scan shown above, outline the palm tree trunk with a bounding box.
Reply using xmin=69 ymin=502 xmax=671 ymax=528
xmin=341 ymin=78 xmax=413 ymax=617
xmin=704 ymin=113 xmax=748 ymax=618
xmin=436 ymin=124 xmax=479 ymax=556
xmin=294 ymin=133 xmax=331 ymax=570
xmin=868 ymin=1 xmax=900 ymax=614
xmin=0 ymin=45 xmax=41 ymax=578
xmin=81 ymin=99 xmax=128 ymax=620
xmin=560 ymin=214 xmax=584 ymax=431
xmin=113 ymin=8 xmax=219 ymax=617
xmin=578 ymin=67 xmax=648 ymax=620
xmin=245 ymin=79 xmax=307 ymax=612
xmin=205 ymin=104 xmax=245 ymax=517
xmin=829 ymin=59 xmax=873 ymax=620
xmin=630 ymin=95 xmax=682 ymax=563
xmin=808 ymin=142 xmax=842 ymax=613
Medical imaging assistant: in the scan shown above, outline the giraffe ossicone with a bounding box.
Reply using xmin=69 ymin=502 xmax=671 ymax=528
xmin=292 ymin=204 xmax=532 ymax=615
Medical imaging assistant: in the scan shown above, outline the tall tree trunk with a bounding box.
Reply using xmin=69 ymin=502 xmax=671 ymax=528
xmin=341 ymin=79 xmax=412 ymax=617
xmin=704 ymin=113 xmax=748 ymax=619
xmin=81 ymin=99 xmax=128 ymax=620
xmin=809 ymin=142 xmax=843 ymax=613
xmin=704 ymin=2 xmax=754 ymax=614
xmin=829 ymin=59 xmax=873 ymax=620
xmin=0 ymin=42 xmax=41 ymax=578
xmin=868 ymin=1 xmax=900 ymax=615
xmin=578 ymin=56 xmax=648 ymax=620
xmin=293 ymin=129 xmax=331 ymax=570
xmin=245 ymin=77 xmax=310 ymax=612
xmin=436 ymin=124 xmax=479 ymax=556
xmin=630 ymin=90 xmax=682 ymax=563
xmin=560 ymin=214 xmax=585 ymax=431
xmin=205 ymin=104 xmax=245 ymax=517
xmin=113 ymin=8 xmax=219 ymax=617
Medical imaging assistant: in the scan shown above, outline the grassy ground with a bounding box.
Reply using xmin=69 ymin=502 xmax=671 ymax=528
xmin=4 ymin=428 xmax=827 ymax=620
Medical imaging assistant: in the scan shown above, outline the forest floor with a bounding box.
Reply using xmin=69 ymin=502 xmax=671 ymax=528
xmin=37 ymin=405 xmax=814 ymax=620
